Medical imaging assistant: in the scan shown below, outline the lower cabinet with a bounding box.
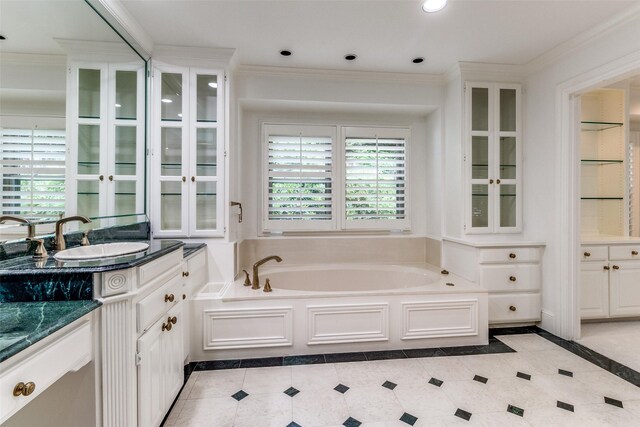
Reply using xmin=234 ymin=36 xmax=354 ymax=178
xmin=138 ymin=303 xmax=184 ymax=427
xmin=609 ymin=261 xmax=640 ymax=317
xmin=579 ymin=262 xmax=610 ymax=319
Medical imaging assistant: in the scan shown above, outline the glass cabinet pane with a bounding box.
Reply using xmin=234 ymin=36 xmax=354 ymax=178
xmin=77 ymin=180 xmax=99 ymax=218
xmin=195 ymin=181 xmax=216 ymax=230
xmin=115 ymin=71 xmax=137 ymax=120
xmin=161 ymin=128 xmax=182 ymax=176
xmin=472 ymin=184 xmax=489 ymax=228
xmin=196 ymin=75 xmax=217 ymax=122
xmin=500 ymin=89 xmax=517 ymax=132
xmin=114 ymin=181 xmax=136 ymax=216
xmin=471 ymin=87 xmax=489 ymax=131
xmin=196 ymin=128 xmax=217 ymax=176
xmin=500 ymin=184 xmax=517 ymax=227
xmin=161 ymin=73 xmax=183 ymax=121
xmin=78 ymin=69 xmax=100 ymax=118
xmin=472 ymin=136 xmax=489 ymax=179
xmin=160 ymin=181 xmax=182 ymax=229
xmin=499 ymin=136 xmax=517 ymax=179
xmin=78 ymin=125 xmax=100 ymax=174
xmin=115 ymin=126 xmax=137 ymax=175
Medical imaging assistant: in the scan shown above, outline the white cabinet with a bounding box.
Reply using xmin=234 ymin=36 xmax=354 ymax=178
xmin=465 ymin=82 xmax=522 ymax=233
xmin=152 ymin=64 xmax=225 ymax=237
xmin=609 ymin=261 xmax=640 ymax=317
xmin=137 ymin=303 xmax=184 ymax=427
xmin=579 ymin=262 xmax=609 ymax=319
xmin=67 ymin=62 xmax=145 ymax=218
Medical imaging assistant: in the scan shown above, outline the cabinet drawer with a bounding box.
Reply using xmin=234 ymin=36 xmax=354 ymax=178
xmin=0 ymin=322 xmax=92 ymax=424
xmin=138 ymin=248 xmax=183 ymax=287
xmin=137 ymin=271 xmax=183 ymax=333
xmin=488 ymin=293 xmax=541 ymax=323
xmin=580 ymin=246 xmax=608 ymax=262
xmin=479 ymin=265 xmax=540 ymax=292
xmin=609 ymin=245 xmax=640 ymax=261
xmin=479 ymin=247 xmax=541 ymax=264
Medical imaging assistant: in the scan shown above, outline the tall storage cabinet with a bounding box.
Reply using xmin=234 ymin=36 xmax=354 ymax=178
xmin=465 ymin=82 xmax=521 ymax=234
xmin=152 ymin=65 xmax=225 ymax=237
xmin=67 ymin=62 xmax=145 ymax=218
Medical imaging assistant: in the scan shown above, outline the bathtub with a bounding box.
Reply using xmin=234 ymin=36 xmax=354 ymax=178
xmin=190 ymin=264 xmax=488 ymax=360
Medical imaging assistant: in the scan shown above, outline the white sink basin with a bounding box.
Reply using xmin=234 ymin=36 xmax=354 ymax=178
xmin=54 ymin=242 xmax=150 ymax=260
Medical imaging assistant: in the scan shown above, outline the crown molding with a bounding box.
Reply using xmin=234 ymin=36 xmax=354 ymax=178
xmin=235 ymin=64 xmax=445 ymax=85
xmin=458 ymin=62 xmax=526 ymax=83
xmin=0 ymin=52 xmax=66 ymax=66
xmin=153 ymin=45 xmax=236 ymax=68
xmin=55 ymin=39 xmax=140 ymax=62
xmin=526 ymin=3 xmax=640 ymax=75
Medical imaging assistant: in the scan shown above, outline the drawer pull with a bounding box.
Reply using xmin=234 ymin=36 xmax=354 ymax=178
xmin=633 ymin=251 xmax=639 ymax=256
xmin=164 ymin=293 xmax=175 ymax=303
xmin=182 ymin=271 xmax=190 ymax=277
xmin=612 ymin=265 xmax=620 ymax=270
xmin=182 ymin=294 xmax=186 ymax=300
xmin=13 ymin=382 xmax=36 ymax=397
xmin=509 ymin=276 xmax=517 ymax=282
xmin=169 ymin=316 xmax=177 ymax=325
xmin=603 ymin=265 xmax=610 ymax=271
xmin=509 ymin=305 xmax=517 ymax=312
xmin=584 ymin=252 xmax=591 ymax=257
xmin=509 ymin=253 xmax=516 ymax=259
xmin=162 ymin=322 xmax=172 ymax=332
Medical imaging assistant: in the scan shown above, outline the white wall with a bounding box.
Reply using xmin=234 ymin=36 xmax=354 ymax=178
xmin=525 ymin=12 xmax=640 ymax=336
xmin=443 ymin=75 xmax=463 ymax=238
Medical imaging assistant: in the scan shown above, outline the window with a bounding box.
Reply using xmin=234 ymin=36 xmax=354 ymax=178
xmin=262 ymin=124 xmax=410 ymax=233
xmin=1 ymin=128 xmax=66 ymax=219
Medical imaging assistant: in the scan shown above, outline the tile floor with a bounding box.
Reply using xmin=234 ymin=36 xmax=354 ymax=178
xmin=577 ymin=321 xmax=640 ymax=373
xmin=164 ymin=334 xmax=640 ymax=426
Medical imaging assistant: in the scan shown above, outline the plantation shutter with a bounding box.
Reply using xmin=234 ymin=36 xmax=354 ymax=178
xmin=1 ymin=128 xmax=66 ymax=219
xmin=344 ymin=127 xmax=410 ymax=229
xmin=263 ymin=124 xmax=336 ymax=231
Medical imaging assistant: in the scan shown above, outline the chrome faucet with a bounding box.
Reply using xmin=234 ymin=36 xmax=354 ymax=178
xmin=0 ymin=215 xmax=35 ymax=238
xmin=252 ymin=255 xmax=282 ymax=289
xmin=54 ymin=215 xmax=91 ymax=251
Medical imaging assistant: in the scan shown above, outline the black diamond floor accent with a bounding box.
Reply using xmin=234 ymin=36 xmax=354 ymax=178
xmin=231 ymin=390 xmax=248 ymax=401
xmin=558 ymin=369 xmax=573 ymax=377
xmin=334 ymin=383 xmax=350 ymax=394
xmin=284 ymin=387 xmax=300 ymax=397
xmin=507 ymin=404 xmax=524 ymax=417
xmin=473 ymin=375 xmax=488 ymax=384
xmin=382 ymin=380 xmax=397 ymax=390
xmin=516 ymin=371 xmax=531 ymax=381
xmin=604 ymin=397 xmax=624 ymax=408
xmin=287 ymin=423 xmax=302 ymax=427
xmin=429 ymin=377 xmax=443 ymax=387
xmin=343 ymin=417 xmax=362 ymax=427
xmin=557 ymin=401 xmax=574 ymax=412
xmin=399 ymin=412 xmax=418 ymax=425
xmin=454 ymin=408 xmax=472 ymax=421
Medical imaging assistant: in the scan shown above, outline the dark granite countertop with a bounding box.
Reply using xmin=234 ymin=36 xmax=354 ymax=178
xmin=0 ymin=300 xmax=101 ymax=363
xmin=0 ymin=239 xmax=185 ymax=276
xmin=183 ymin=243 xmax=207 ymax=259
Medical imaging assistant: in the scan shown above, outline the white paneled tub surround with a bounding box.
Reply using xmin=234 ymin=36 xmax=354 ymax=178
xmin=189 ymin=264 xmax=489 ymax=361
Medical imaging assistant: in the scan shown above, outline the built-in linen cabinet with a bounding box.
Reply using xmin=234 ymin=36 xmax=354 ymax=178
xmin=67 ymin=63 xmax=145 ymax=217
xmin=152 ymin=66 xmax=225 ymax=237
xmin=465 ymin=82 xmax=521 ymax=233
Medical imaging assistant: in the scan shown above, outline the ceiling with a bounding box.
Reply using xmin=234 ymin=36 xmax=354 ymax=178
xmin=121 ymin=0 xmax=636 ymax=74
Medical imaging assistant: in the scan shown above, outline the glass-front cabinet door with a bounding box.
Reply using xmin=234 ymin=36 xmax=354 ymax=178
xmin=153 ymin=66 xmax=225 ymax=237
xmin=465 ymin=82 xmax=521 ymax=233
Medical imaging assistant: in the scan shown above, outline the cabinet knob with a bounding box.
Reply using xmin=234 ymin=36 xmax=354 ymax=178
xmin=13 ymin=382 xmax=36 ymax=397
xmin=169 ymin=316 xmax=177 ymax=325
xmin=99 ymin=175 xmax=104 ymax=181
xmin=632 ymin=251 xmax=638 ymax=256
xmin=584 ymin=252 xmax=591 ymax=257
xmin=509 ymin=305 xmax=517 ymax=312
xmin=612 ymin=265 xmax=620 ymax=270
xmin=182 ymin=294 xmax=186 ymax=300
xmin=164 ymin=293 xmax=175 ymax=302
xmin=191 ymin=176 xmax=196 ymax=182
xmin=489 ymin=179 xmax=494 ymax=184
xmin=509 ymin=253 xmax=517 ymax=259
xmin=109 ymin=175 xmax=114 ymax=181
xmin=182 ymin=271 xmax=190 ymax=277
xmin=162 ymin=322 xmax=172 ymax=332
xmin=496 ymin=179 xmax=501 ymax=184
xmin=182 ymin=176 xmax=186 ymax=182
xmin=509 ymin=276 xmax=517 ymax=282
xmin=603 ymin=265 xmax=610 ymax=270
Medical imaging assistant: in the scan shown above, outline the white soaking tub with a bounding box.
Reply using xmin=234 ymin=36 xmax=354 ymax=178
xmin=190 ymin=264 xmax=488 ymax=361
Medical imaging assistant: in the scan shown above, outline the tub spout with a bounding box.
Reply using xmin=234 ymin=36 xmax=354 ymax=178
xmin=252 ymin=255 xmax=282 ymax=289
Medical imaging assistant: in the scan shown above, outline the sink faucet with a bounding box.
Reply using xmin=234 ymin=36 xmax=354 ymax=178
xmin=54 ymin=215 xmax=91 ymax=251
xmin=0 ymin=215 xmax=35 ymax=238
xmin=252 ymin=255 xmax=282 ymax=289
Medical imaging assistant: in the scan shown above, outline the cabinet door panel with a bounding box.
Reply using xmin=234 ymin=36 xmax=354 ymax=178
xmin=164 ymin=304 xmax=184 ymax=409
xmin=609 ymin=261 xmax=640 ymax=317
xmin=138 ymin=319 xmax=166 ymax=427
xmin=580 ymin=263 xmax=609 ymax=319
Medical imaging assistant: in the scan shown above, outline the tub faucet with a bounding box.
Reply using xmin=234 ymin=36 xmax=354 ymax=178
xmin=252 ymin=255 xmax=282 ymax=290
xmin=54 ymin=215 xmax=91 ymax=251
xmin=0 ymin=215 xmax=35 ymax=238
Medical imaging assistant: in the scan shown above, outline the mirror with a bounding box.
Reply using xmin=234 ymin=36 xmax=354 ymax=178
xmin=0 ymin=0 xmax=148 ymax=242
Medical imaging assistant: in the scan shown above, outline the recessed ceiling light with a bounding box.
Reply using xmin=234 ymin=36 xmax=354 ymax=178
xmin=422 ymin=0 xmax=447 ymax=13
xmin=280 ymin=50 xmax=292 ymax=56
xmin=161 ymin=98 xmax=172 ymax=103
xmin=412 ymin=57 xmax=425 ymax=64
xmin=208 ymin=82 xmax=218 ymax=88
xmin=345 ymin=54 xmax=357 ymax=61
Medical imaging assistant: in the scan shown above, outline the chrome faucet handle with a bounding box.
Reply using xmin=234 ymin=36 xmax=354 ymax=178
xmin=81 ymin=231 xmax=91 ymax=246
xmin=242 ymin=269 xmax=252 ymax=286
xmin=26 ymin=238 xmax=48 ymax=260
